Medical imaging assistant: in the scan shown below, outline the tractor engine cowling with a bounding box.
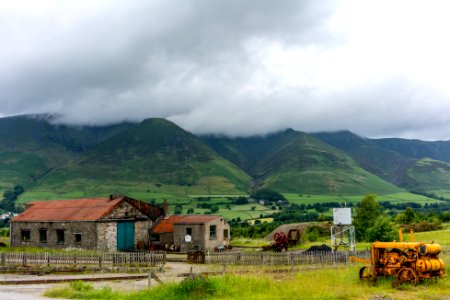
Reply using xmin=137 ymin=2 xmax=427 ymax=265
xmin=416 ymin=258 xmax=445 ymax=273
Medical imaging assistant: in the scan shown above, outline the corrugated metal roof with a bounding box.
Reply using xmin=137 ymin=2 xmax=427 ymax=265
xmin=151 ymin=215 xmax=220 ymax=233
xmin=12 ymin=197 xmax=125 ymax=222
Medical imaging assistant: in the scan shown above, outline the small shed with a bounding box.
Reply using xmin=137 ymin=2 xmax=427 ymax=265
xmin=151 ymin=215 xmax=230 ymax=251
xmin=10 ymin=196 xmax=164 ymax=251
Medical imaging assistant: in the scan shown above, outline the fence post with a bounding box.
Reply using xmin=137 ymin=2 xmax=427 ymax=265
xmin=148 ymin=270 xmax=152 ymax=288
xmin=22 ymin=253 xmax=27 ymax=266
xmin=99 ymin=256 xmax=102 ymax=268
xmin=1 ymin=252 xmax=5 ymax=266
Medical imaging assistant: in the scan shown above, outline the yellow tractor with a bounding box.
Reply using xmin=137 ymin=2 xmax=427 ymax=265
xmin=356 ymin=229 xmax=445 ymax=287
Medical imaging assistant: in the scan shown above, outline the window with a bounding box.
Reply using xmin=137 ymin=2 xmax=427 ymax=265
xmin=186 ymin=228 xmax=192 ymax=236
xmin=223 ymin=229 xmax=229 ymax=239
xmin=209 ymin=225 xmax=217 ymax=240
xmin=56 ymin=230 xmax=65 ymax=244
xmin=21 ymin=230 xmax=31 ymax=241
xmin=39 ymin=229 xmax=47 ymax=242
xmin=74 ymin=233 xmax=82 ymax=244
xmin=151 ymin=233 xmax=160 ymax=242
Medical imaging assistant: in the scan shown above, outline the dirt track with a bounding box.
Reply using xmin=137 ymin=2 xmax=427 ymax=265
xmin=0 ymin=262 xmax=215 ymax=299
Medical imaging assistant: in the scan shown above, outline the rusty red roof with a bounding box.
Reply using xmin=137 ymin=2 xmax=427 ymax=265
xmin=12 ymin=197 xmax=126 ymax=222
xmin=151 ymin=215 xmax=220 ymax=233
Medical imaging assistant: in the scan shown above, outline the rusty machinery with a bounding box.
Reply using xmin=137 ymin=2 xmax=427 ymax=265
xmin=263 ymin=229 xmax=300 ymax=252
xmin=356 ymin=229 xmax=446 ymax=287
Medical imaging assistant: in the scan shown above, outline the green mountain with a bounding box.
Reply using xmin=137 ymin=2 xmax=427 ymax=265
xmin=202 ymin=130 xmax=402 ymax=194
xmin=401 ymin=158 xmax=450 ymax=193
xmin=0 ymin=115 xmax=133 ymax=191
xmin=312 ymin=131 xmax=413 ymax=185
xmin=373 ymin=138 xmax=450 ymax=163
xmin=313 ymin=131 xmax=450 ymax=194
xmin=32 ymin=118 xmax=251 ymax=196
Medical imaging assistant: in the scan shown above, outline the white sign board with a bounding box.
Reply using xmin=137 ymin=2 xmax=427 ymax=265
xmin=333 ymin=208 xmax=352 ymax=225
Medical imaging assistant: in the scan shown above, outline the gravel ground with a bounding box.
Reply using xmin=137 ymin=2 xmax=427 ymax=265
xmin=0 ymin=262 xmax=217 ymax=299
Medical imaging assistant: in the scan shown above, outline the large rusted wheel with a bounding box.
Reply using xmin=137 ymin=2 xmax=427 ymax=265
xmin=359 ymin=266 xmax=377 ymax=283
xmin=397 ymin=268 xmax=419 ymax=286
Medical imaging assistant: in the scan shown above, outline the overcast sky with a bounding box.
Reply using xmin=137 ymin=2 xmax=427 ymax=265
xmin=1 ymin=0 xmax=450 ymax=140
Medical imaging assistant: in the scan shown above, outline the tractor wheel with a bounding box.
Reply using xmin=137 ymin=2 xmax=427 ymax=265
xmin=396 ymin=268 xmax=419 ymax=287
xmin=359 ymin=266 xmax=377 ymax=283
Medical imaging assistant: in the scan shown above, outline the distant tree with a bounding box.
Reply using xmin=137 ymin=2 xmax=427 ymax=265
xmin=353 ymin=194 xmax=382 ymax=241
xmin=210 ymin=206 xmax=219 ymax=213
xmin=235 ymin=197 xmax=248 ymax=205
xmin=187 ymin=208 xmax=194 ymax=214
xmin=251 ymin=206 xmax=256 ymax=211
xmin=251 ymin=189 xmax=286 ymax=202
xmin=174 ymin=205 xmax=183 ymax=215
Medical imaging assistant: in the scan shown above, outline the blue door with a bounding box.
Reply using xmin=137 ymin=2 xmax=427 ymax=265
xmin=117 ymin=222 xmax=135 ymax=251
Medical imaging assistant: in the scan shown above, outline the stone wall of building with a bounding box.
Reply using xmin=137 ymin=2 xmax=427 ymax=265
xmin=173 ymin=217 xmax=231 ymax=250
xmin=96 ymin=222 xmax=117 ymax=252
xmin=103 ymin=200 xmax=147 ymax=220
xmin=174 ymin=224 xmax=205 ymax=251
xmin=203 ymin=217 xmax=230 ymax=250
xmin=134 ymin=220 xmax=152 ymax=247
xmin=10 ymin=221 xmax=98 ymax=250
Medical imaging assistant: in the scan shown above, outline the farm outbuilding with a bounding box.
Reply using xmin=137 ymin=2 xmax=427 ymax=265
xmin=150 ymin=215 xmax=230 ymax=251
xmin=10 ymin=196 xmax=165 ymax=251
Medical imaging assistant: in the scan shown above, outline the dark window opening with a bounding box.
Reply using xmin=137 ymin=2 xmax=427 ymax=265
xmin=39 ymin=229 xmax=47 ymax=242
xmin=21 ymin=230 xmax=31 ymax=241
xmin=56 ymin=230 xmax=65 ymax=244
xmin=74 ymin=233 xmax=82 ymax=244
xmin=186 ymin=227 xmax=192 ymax=236
xmin=224 ymin=229 xmax=229 ymax=239
xmin=151 ymin=233 xmax=160 ymax=242
xmin=209 ymin=225 xmax=217 ymax=240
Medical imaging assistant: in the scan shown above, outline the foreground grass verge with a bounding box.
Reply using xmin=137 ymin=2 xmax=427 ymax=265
xmin=45 ymin=265 xmax=450 ymax=300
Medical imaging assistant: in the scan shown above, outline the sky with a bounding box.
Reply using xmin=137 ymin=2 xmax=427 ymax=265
xmin=1 ymin=0 xmax=450 ymax=140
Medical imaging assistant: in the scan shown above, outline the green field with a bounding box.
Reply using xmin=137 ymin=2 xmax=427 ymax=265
xmin=17 ymin=191 xmax=444 ymax=222
xmin=45 ymin=265 xmax=450 ymax=300
xmin=284 ymin=192 xmax=444 ymax=205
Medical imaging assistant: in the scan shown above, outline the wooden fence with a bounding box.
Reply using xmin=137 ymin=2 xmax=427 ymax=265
xmin=205 ymin=247 xmax=450 ymax=266
xmin=0 ymin=251 xmax=166 ymax=268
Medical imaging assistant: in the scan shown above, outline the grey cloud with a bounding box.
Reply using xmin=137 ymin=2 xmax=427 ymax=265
xmin=1 ymin=0 xmax=449 ymax=140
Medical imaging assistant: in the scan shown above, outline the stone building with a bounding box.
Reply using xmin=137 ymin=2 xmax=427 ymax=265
xmin=150 ymin=215 xmax=230 ymax=251
xmin=10 ymin=196 xmax=164 ymax=251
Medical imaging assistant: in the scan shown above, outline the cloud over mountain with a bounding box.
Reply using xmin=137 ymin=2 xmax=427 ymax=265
xmin=2 ymin=0 xmax=450 ymax=140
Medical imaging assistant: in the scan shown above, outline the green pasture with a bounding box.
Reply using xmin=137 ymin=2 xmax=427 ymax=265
xmin=45 ymin=265 xmax=450 ymax=300
xmin=284 ymin=192 xmax=444 ymax=205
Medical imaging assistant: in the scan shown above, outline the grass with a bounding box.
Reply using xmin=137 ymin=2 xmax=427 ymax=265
xmin=284 ymin=192 xmax=444 ymax=205
xmin=44 ymin=265 xmax=450 ymax=300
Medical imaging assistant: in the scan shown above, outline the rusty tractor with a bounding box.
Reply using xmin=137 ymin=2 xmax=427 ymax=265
xmin=357 ymin=229 xmax=446 ymax=287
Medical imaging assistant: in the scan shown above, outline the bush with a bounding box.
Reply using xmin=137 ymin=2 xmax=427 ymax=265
xmin=365 ymin=215 xmax=396 ymax=242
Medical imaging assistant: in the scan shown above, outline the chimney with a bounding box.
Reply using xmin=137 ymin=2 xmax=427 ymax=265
xmin=163 ymin=199 xmax=169 ymax=217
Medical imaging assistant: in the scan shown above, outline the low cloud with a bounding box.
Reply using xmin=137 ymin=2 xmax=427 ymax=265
xmin=1 ymin=0 xmax=450 ymax=140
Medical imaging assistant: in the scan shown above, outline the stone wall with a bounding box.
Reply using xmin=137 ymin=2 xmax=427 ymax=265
xmin=103 ymin=200 xmax=148 ymax=220
xmin=173 ymin=217 xmax=231 ymax=250
xmin=134 ymin=220 xmax=152 ymax=247
xmin=96 ymin=222 xmax=117 ymax=252
xmin=10 ymin=221 xmax=98 ymax=250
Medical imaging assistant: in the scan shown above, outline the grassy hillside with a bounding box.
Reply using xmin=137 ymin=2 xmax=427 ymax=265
xmin=374 ymin=137 xmax=450 ymax=163
xmin=0 ymin=115 xmax=133 ymax=192
xmin=28 ymin=118 xmax=251 ymax=198
xmin=401 ymin=158 xmax=450 ymax=192
xmin=204 ymin=130 xmax=402 ymax=195
xmin=313 ymin=131 xmax=413 ymax=184
xmin=314 ymin=131 xmax=450 ymax=195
